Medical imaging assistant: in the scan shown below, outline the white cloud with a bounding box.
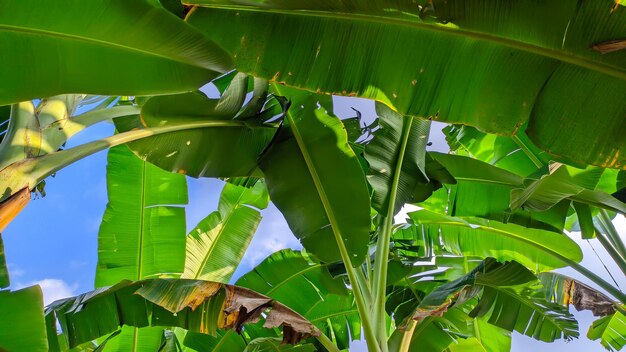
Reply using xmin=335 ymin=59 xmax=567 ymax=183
xmin=17 ymin=279 xmax=78 ymax=306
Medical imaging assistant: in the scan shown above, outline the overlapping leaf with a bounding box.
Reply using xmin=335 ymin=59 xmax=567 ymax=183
xmin=0 ymin=0 xmax=232 ymax=105
xmin=405 ymin=210 xmax=583 ymax=271
xmin=364 ymin=103 xmax=430 ymax=216
xmin=45 ymin=279 xmax=320 ymax=351
xmin=187 ymin=0 xmax=626 ymax=168
xmin=588 ymin=311 xmax=626 ymax=351
xmin=118 ymin=80 xmax=280 ymax=178
xmin=182 ymin=181 xmax=269 ymax=282
xmin=258 ymin=88 xmax=371 ymax=265
xmin=237 ymin=249 xmax=358 ymax=350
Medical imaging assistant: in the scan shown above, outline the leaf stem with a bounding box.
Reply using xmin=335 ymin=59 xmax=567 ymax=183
xmin=316 ymin=332 xmax=341 ymax=352
xmin=372 ymin=118 xmax=414 ymax=352
xmin=598 ymin=209 xmax=626 ymax=260
xmin=511 ymin=135 xmax=543 ymax=168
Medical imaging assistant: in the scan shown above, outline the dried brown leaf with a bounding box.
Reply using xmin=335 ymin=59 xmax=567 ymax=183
xmin=563 ymin=279 xmax=616 ymax=316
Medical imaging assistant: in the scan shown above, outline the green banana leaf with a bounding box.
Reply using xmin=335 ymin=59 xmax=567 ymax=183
xmin=186 ymin=0 xmax=626 ymax=169
xmin=424 ymin=153 xmax=625 ymax=231
xmin=0 ymin=286 xmax=47 ymax=352
xmin=258 ymin=87 xmax=371 ymax=265
xmin=182 ymin=181 xmax=269 ymax=282
xmin=511 ymin=164 xmax=626 ymax=214
xmin=244 ymin=337 xmax=316 ymax=352
xmin=96 ymin=145 xmax=188 ymax=286
xmin=0 ymin=96 xmax=139 ymax=171
xmin=237 ymin=249 xmax=358 ymax=350
xmin=588 ymin=311 xmax=626 ymax=351
xmin=183 ymin=330 xmax=247 ymax=352
xmin=405 ymin=210 xmax=583 ymax=271
xmin=387 ymin=310 xmax=471 ymax=352
xmin=119 ymin=88 xmax=279 ymax=178
xmin=443 ymin=125 xmax=550 ymax=177
xmin=364 ymin=102 xmax=430 ymax=216
xmin=0 ymin=0 xmax=232 ymax=105
xmin=45 ymin=279 xmax=320 ymax=351
xmin=469 ymin=263 xmax=578 ymax=342
xmin=95 ymin=145 xmax=188 ymax=351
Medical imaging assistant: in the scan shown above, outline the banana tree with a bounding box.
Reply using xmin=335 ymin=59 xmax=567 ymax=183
xmin=0 ymin=0 xmax=625 ymax=351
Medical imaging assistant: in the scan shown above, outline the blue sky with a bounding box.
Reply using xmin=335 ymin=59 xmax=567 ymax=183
xmin=3 ymin=93 xmax=623 ymax=351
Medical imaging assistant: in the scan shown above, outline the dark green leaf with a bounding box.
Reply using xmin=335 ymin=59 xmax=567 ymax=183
xmin=0 ymin=286 xmax=47 ymax=352
xmin=259 ymin=87 xmax=371 ymax=265
xmin=0 ymin=0 xmax=232 ymax=105
xmin=364 ymin=103 xmax=430 ymax=216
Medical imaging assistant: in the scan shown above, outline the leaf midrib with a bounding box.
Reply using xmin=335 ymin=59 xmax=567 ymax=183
xmin=190 ymin=4 xmax=626 ymax=81
xmin=272 ymin=84 xmax=356 ymax=267
xmin=191 ymin=190 xmax=248 ymax=280
xmin=0 ymin=24 xmax=210 ymax=70
xmin=420 ymin=218 xmax=580 ymax=267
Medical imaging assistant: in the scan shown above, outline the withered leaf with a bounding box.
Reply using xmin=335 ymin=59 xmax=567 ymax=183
xmin=562 ymin=279 xmax=616 ymax=316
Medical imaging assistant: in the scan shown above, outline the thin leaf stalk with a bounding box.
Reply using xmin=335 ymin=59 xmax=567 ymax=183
xmin=372 ymin=118 xmax=414 ymax=352
xmin=511 ymin=135 xmax=543 ymax=168
xmin=598 ymin=209 xmax=626 ymax=260
xmin=316 ymin=332 xmax=342 ymax=352
xmin=594 ymin=227 xmax=626 ymax=277
xmin=15 ymin=120 xmax=255 ymax=189
xmin=397 ymin=320 xmax=417 ymax=352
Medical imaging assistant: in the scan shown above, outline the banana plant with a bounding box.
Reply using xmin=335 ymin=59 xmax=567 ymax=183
xmin=0 ymin=0 xmax=625 ymax=351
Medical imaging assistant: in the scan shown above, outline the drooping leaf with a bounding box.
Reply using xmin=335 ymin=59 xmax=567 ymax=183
xmin=237 ymin=249 xmax=358 ymax=350
xmin=119 ymin=90 xmax=279 ymax=178
xmin=470 ymin=282 xmax=579 ymax=342
xmin=364 ymin=102 xmax=430 ymax=216
xmin=0 ymin=286 xmax=47 ymax=352
xmin=45 ymin=279 xmax=320 ymax=350
xmin=99 ymin=326 xmax=164 ymax=352
xmin=0 ymin=0 xmax=232 ymax=105
xmin=187 ymin=0 xmax=626 ymax=169
xmin=182 ymin=181 xmax=269 ymax=282
xmin=406 ymin=210 xmax=583 ymax=271
xmin=96 ymin=145 xmax=188 ymax=286
xmin=539 ymin=272 xmax=617 ymax=317
xmin=511 ymin=164 xmax=626 ymax=214
xmin=258 ymin=87 xmax=371 ymax=265
xmin=411 ymin=259 xmax=537 ymax=322
xmin=422 ymin=153 xmax=569 ymax=232
xmin=444 ymin=124 xmax=549 ymax=177
xmin=588 ymin=311 xmax=626 ymax=351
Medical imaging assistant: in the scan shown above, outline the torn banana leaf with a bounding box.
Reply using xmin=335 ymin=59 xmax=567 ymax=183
xmin=44 ymin=279 xmax=320 ymax=351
